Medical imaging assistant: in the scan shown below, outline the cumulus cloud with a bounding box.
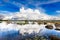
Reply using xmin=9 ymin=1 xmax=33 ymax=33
xmin=16 ymin=7 xmax=49 ymax=20
xmin=11 ymin=7 xmax=60 ymax=20
xmin=1 ymin=7 xmax=60 ymax=20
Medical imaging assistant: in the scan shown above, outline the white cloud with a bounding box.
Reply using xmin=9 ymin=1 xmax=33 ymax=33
xmin=1 ymin=7 xmax=60 ymax=20
xmin=40 ymin=0 xmax=60 ymax=4
xmin=14 ymin=7 xmax=60 ymax=20
xmin=28 ymin=0 xmax=60 ymax=7
xmin=56 ymin=10 xmax=60 ymax=13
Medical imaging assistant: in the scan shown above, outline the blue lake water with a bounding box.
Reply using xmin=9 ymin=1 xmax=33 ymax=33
xmin=0 ymin=30 xmax=19 ymax=40
xmin=0 ymin=29 xmax=60 ymax=40
xmin=40 ymin=29 xmax=60 ymax=40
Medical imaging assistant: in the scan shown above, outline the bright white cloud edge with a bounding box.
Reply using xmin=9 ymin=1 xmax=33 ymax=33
xmin=0 ymin=7 xmax=60 ymax=20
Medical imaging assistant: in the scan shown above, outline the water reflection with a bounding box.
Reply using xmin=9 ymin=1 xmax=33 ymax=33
xmin=0 ymin=21 xmax=60 ymax=40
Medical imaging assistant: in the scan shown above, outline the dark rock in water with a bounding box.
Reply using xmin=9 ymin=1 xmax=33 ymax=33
xmin=45 ymin=25 xmax=53 ymax=29
xmin=55 ymin=29 xmax=60 ymax=31
xmin=50 ymin=35 xmax=60 ymax=40
xmin=55 ymin=23 xmax=60 ymax=29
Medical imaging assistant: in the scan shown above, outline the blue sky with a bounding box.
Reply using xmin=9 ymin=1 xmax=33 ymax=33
xmin=0 ymin=0 xmax=60 ymax=16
